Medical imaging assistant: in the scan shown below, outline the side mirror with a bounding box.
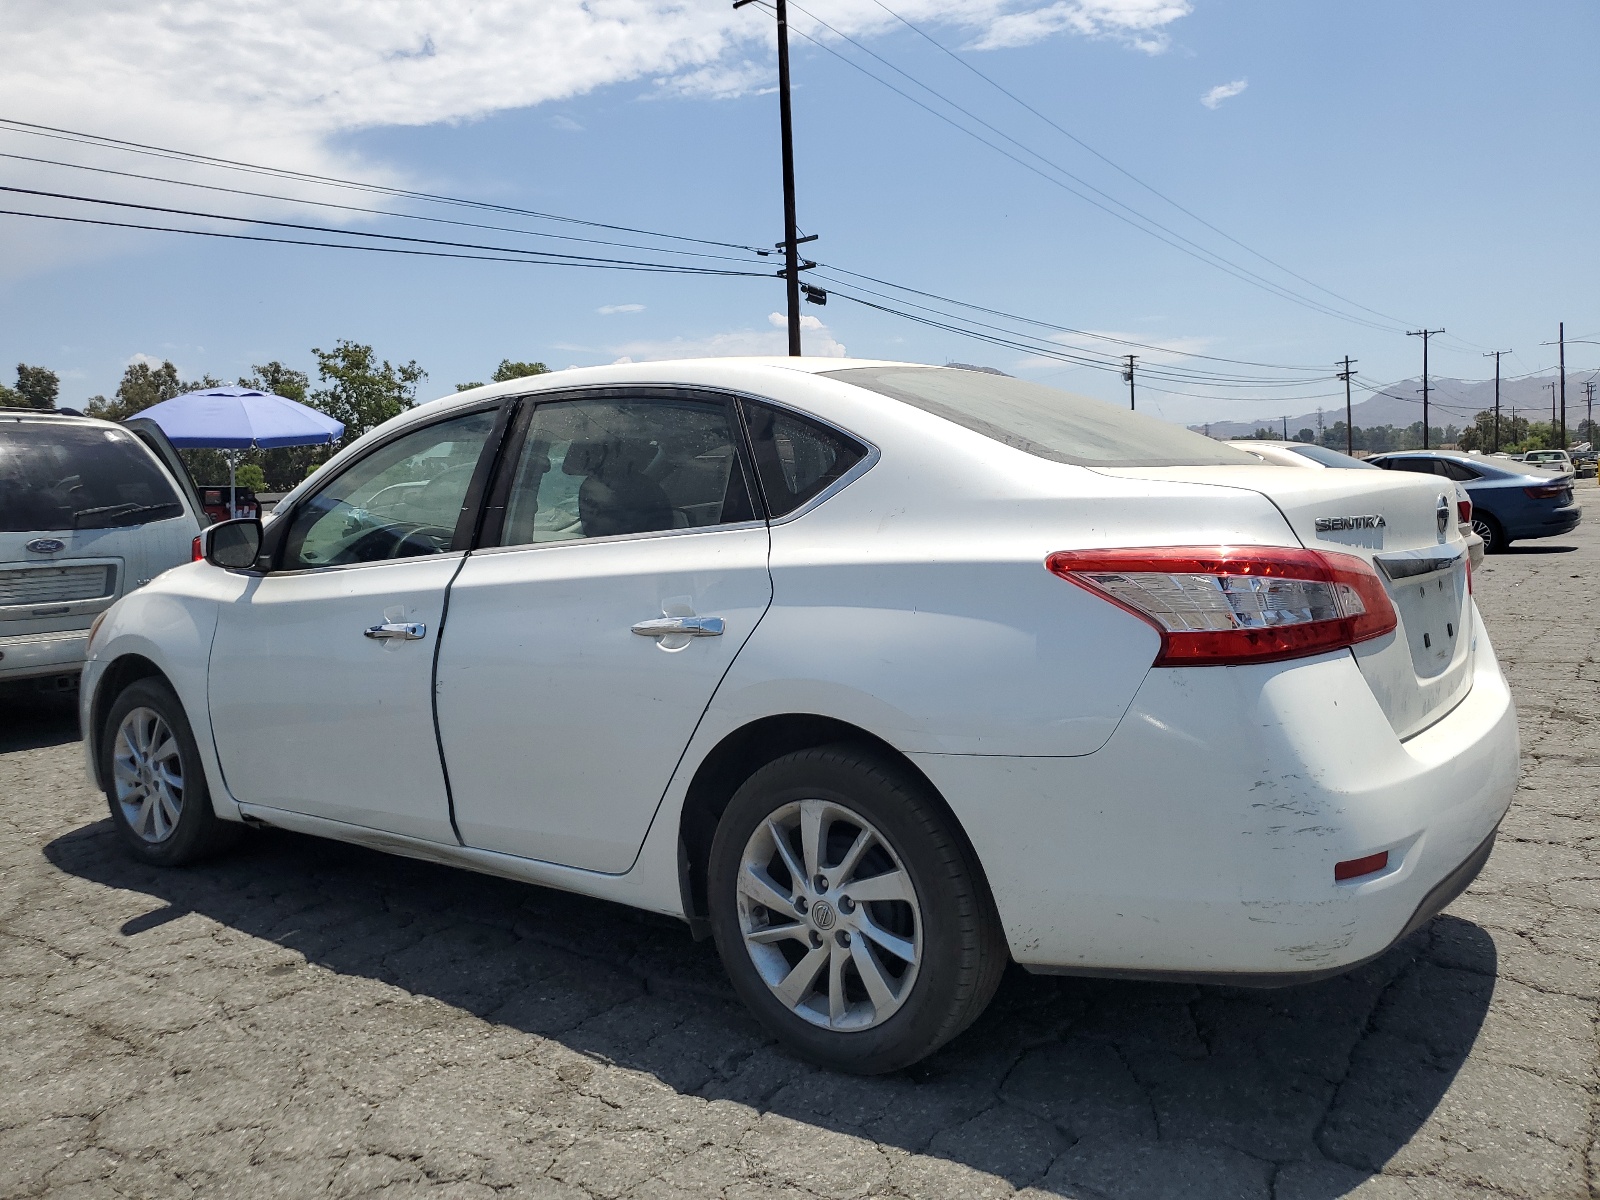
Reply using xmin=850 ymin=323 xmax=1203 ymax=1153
xmin=200 ymin=518 xmax=264 ymax=570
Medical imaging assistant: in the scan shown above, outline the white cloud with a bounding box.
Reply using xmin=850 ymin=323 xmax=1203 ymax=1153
xmin=547 ymin=114 xmax=584 ymax=132
xmin=606 ymin=312 xmax=846 ymax=361
xmin=1201 ymin=78 xmax=1248 ymax=109
xmin=0 ymin=3 xmax=1193 ymax=181
xmin=597 ymin=303 xmax=646 ymax=315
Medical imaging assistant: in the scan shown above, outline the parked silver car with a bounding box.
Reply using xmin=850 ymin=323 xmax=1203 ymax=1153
xmin=0 ymin=408 xmax=203 ymax=694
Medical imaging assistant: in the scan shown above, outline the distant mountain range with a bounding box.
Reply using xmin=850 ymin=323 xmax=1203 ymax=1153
xmin=1190 ymin=372 xmax=1594 ymax=439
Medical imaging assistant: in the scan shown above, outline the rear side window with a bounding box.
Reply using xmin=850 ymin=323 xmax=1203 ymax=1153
xmin=822 ymin=365 xmax=1260 ymax=469
xmin=0 ymin=420 xmax=183 ymax=533
xmin=741 ymin=401 xmax=867 ymax=517
xmin=1383 ymin=458 xmax=1439 ymax=475
xmin=1437 ymin=460 xmax=1480 ymax=482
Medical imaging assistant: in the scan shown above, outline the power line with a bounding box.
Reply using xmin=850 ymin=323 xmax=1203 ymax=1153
xmin=861 ymin=0 xmax=1420 ymax=335
xmin=0 ymin=208 xmax=769 ymax=277
xmin=0 ymin=116 xmax=767 ymax=255
xmin=769 ymin=5 xmax=1408 ymax=335
xmin=0 ymin=149 xmax=764 ymax=267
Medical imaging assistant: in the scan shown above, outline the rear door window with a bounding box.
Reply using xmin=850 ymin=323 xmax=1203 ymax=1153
xmin=741 ymin=401 xmax=867 ymax=517
xmin=0 ymin=420 xmax=183 ymax=532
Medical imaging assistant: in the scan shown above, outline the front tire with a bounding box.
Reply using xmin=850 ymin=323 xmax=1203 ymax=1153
xmin=101 ymin=677 xmax=239 ymax=866
xmin=707 ymin=744 xmax=1005 ymax=1074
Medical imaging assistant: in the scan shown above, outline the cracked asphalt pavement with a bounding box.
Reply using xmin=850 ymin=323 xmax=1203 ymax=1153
xmin=3 ymin=491 xmax=1598 ymax=1199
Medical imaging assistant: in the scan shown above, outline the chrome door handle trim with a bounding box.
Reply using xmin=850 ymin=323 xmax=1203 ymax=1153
xmin=631 ymin=615 xmax=725 ymax=638
xmin=364 ymin=622 xmax=427 ymax=641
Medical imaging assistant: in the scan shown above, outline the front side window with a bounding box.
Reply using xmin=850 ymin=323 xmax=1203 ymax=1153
xmin=0 ymin=421 xmax=183 ymax=533
xmin=280 ymin=410 xmax=496 ymax=569
xmin=495 ymin=397 xmax=754 ymax=546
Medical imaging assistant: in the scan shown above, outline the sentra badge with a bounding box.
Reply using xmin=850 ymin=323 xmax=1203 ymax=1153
xmin=1313 ymin=515 xmax=1386 ymax=533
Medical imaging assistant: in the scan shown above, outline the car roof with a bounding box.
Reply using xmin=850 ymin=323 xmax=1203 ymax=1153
xmin=0 ymin=407 xmax=113 ymax=427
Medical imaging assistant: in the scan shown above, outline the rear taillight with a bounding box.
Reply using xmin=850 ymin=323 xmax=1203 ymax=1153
xmin=1457 ymin=499 xmax=1471 ymax=524
xmin=191 ymin=535 xmax=204 ymax=561
xmin=1045 ymin=546 xmax=1398 ymax=667
xmin=1524 ymin=484 xmax=1568 ymax=500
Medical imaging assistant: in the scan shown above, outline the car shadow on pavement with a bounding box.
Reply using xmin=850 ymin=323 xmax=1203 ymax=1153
xmin=0 ymin=695 xmax=80 ymax=753
xmin=44 ymin=819 xmax=1496 ymax=1198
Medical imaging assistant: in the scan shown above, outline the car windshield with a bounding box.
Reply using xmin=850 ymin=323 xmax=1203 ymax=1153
xmin=0 ymin=420 xmax=184 ymax=533
xmin=823 ymin=366 xmax=1261 ymax=468
xmin=1285 ymin=444 xmax=1378 ymax=469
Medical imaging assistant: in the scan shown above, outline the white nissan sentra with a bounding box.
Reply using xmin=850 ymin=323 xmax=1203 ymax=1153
xmin=81 ymin=359 xmax=1518 ymax=1073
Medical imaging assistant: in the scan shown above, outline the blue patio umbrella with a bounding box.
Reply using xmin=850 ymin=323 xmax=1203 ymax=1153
xmin=130 ymin=386 xmax=345 ymax=512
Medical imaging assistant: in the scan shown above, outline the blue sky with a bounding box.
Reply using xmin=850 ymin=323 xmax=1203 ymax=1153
xmin=2 ymin=0 xmax=1597 ymax=428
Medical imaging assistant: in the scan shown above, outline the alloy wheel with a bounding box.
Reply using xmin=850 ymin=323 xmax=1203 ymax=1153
xmin=736 ymin=798 xmax=922 ymax=1031
xmin=1471 ymin=516 xmax=1496 ymax=552
xmin=112 ymin=706 xmax=185 ymax=843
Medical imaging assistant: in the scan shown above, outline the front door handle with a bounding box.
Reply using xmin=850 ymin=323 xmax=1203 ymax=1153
xmin=364 ymin=621 xmax=427 ymax=641
xmin=631 ymin=615 xmax=725 ymax=638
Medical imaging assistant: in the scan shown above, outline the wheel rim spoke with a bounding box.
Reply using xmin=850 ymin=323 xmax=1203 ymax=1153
xmin=830 ymin=828 xmax=873 ymax=887
xmin=843 ymin=869 xmax=912 ymax=905
xmin=857 ymin=912 xmax=917 ymax=964
xmin=828 ymin=940 xmax=849 ymax=1026
xmin=771 ymin=944 xmax=829 ymax=1009
xmin=850 ymin=938 xmax=899 ymax=1014
xmin=798 ymin=799 xmax=826 ymax=882
xmin=766 ymin=818 xmax=806 ymax=889
xmin=746 ymin=921 xmax=808 ymax=946
xmin=738 ymin=864 xmax=800 ymax=918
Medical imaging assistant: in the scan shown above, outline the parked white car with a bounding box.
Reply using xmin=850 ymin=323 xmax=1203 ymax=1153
xmin=1 ymin=409 xmax=202 ymax=694
xmin=82 ymin=360 xmax=1518 ymax=1072
xmin=1226 ymin=440 xmax=1484 ymax=568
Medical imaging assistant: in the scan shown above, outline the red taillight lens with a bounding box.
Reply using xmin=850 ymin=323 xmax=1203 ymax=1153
xmin=1524 ymin=484 xmax=1568 ymax=500
xmin=1457 ymin=499 xmax=1471 ymax=524
xmin=191 ymin=535 xmax=204 ymax=562
xmin=1045 ymin=546 xmax=1398 ymax=667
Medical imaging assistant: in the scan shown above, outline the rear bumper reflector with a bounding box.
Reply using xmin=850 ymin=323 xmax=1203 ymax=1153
xmin=1335 ymin=851 xmax=1389 ymax=881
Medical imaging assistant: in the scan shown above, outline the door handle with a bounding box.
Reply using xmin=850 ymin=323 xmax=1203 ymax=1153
xmin=364 ymin=622 xmax=427 ymax=641
xmin=631 ymin=615 xmax=725 ymax=638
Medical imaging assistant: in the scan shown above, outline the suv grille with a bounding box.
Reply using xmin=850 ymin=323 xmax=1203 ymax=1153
xmin=0 ymin=564 xmax=117 ymax=608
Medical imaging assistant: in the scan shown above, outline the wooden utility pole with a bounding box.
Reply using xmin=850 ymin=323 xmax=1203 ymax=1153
xmin=1483 ymin=350 xmax=1510 ymax=452
xmin=1408 ymin=329 xmax=1444 ymax=448
xmin=1336 ymin=356 xmax=1357 ymax=456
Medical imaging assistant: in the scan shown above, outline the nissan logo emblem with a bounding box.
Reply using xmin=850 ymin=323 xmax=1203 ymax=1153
xmin=1435 ymin=495 xmax=1450 ymax=543
xmin=25 ymin=538 xmax=66 ymax=554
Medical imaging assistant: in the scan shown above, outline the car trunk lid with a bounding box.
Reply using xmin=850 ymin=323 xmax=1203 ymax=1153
xmin=1096 ymin=464 xmax=1474 ymax=738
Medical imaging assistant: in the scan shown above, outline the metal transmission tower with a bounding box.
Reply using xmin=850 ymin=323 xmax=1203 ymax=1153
xmin=1546 ymin=381 xmax=1558 ymax=433
xmin=735 ymin=0 xmax=814 ymax=356
xmin=1407 ymin=329 xmax=1444 ymax=449
xmin=1336 ymin=356 xmax=1357 ymax=456
xmin=1123 ymin=355 xmax=1136 ymax=410
xmin=1483 ymin=350 xmax=1511 ymax=452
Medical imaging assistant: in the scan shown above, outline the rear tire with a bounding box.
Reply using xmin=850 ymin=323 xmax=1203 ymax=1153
xmin=1473 ymin=512 xmax=1507 ymax=554
xmin=708 ymin=744 xmax=1005 ymax=1074
xmin=101 ymin=678 xmax=240 ymax=866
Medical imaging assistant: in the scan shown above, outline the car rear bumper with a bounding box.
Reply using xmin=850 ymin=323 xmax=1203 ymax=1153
xmin=1508 ymin=504 xmax=1581 ymax=539
xmin=912 ymin=613 xmax=1518 ymax=982
xmin=0 ymin=628 xmax=89 ymax=682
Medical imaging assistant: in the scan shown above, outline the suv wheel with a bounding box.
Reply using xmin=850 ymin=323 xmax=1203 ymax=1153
xmin=102 ymin=677 xmax=239 ymax=865
xmin=708 ymin=744 xmax=1005 ymax=1074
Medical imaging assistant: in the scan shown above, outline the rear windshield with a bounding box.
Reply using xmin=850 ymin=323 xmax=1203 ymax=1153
xmin=822 ymin=366 xmax=1261 ymax=468
xmin=0 ymin=420 xmax=184 ymax=532
xmin=1285 ymin=443 xmax=1378 ymax=469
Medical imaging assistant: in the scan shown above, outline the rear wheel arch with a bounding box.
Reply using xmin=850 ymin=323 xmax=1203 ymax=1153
xmin=676 ymin=714 xmax=990 ymax=936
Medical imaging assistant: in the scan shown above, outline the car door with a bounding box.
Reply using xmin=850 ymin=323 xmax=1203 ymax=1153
xmin=206 ymin=404 xmax=505 ymax=842
xmin=435 ymin=390 xmax=772 ymax=873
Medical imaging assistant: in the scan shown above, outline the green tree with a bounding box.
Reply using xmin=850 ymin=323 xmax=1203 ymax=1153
xmin=240 ymin=361 xmax=321 ymax=489
xmin=241 ymin=361 xmax=309 ymax=403
xmin=85 ymin=360 xmax=183 ymax=421
xmin=233 ymin=463 xmax=268 ymax=492
xmin=1295 ymin=428 xmax=1316 ymax=443
xmin=1 ymin=364 xmax=59 ymax=409
xmin=311 ymin=340 xmax=426 ymax=447
xmin=456 ymin=358 xmax=550 ymax=392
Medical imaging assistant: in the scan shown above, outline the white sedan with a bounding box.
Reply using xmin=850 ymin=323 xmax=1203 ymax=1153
xmin=82 ymin=359 xmax=1518 ymax=1073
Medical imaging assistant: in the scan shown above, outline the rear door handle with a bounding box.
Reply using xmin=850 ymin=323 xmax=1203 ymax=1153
xmin=364 ymin=622 xmax=427 ymax=641
xmin=631 ymin=615 xmax=725 ymax=638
